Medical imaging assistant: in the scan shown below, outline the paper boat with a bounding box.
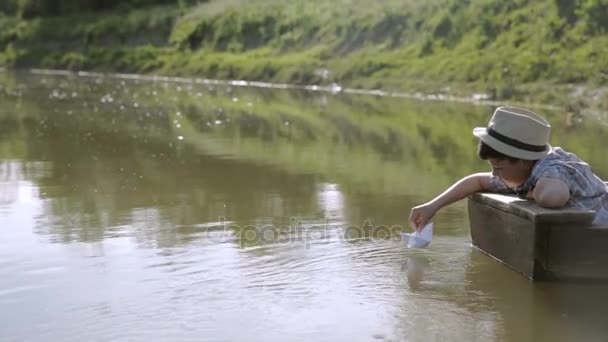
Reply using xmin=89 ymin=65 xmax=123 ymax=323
xmin=401 ymin=222 xmax=433 ymax=248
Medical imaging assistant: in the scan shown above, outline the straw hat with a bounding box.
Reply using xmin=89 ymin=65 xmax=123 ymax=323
xmin=473 ymin=106 xmax=552 ymax=160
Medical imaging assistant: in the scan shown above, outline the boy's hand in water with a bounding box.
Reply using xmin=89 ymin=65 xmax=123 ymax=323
xmin=408 ymin=203 xmax=438 ymax=232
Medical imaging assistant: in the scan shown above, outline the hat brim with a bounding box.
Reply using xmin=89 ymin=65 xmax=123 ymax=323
xmin=473 ymin=127 xmax=551 ymax=160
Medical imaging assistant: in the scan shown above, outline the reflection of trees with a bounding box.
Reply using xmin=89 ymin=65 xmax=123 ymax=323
xmin=176 ymin=87 xmax=608 ymax=196
xmin=0 ymin=74 xmax=322 ymax=246
xmin=0 ymin=107 xmax=54 ymax=204
xmin=28 ymin=119 xmax=320 ymax=245
xmin=3 ymin=71 xmax=608 ymax=250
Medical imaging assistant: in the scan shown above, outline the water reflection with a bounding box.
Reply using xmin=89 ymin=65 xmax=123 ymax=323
xmin=401 ymin=254 xmax=431 ymax=290
xmin=1 ymin=71 xmax=608 ymax=341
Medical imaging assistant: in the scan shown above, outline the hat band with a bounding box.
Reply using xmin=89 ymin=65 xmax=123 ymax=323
xmin=487 ymin=128 xmax=547 ymax=152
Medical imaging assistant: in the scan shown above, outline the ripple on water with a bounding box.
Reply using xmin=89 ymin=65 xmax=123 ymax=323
xmin=22 ymin=265 xmax=66 ymax=276
xmin=0 ymin=284 xmax=44 ymax=297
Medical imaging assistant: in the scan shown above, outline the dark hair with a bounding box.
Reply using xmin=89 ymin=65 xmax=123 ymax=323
xmin=477 ymin=141 xmax=521 ymax=162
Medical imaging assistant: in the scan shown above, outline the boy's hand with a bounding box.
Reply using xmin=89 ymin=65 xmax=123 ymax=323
xmin=408 ymin=203 xmax=438 ymax=232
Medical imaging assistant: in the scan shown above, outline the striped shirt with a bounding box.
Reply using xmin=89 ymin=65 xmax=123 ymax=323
xmin=488 ymin=147 xmax=608 ymax=225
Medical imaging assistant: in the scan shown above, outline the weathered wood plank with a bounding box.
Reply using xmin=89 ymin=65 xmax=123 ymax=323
xmin=468 ymin=199 xmax=537 ymax=279
xmin=539 ymin=223 xmax=608 ymax=281
xmin=470 ymin=193 xmax=595 ymax=224
xmin=469 ymin=191 xmax=608 ymax=281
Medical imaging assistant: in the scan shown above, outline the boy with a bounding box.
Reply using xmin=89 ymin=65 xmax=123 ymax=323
xmin=409 ymin=106 xmax=608 ymax=230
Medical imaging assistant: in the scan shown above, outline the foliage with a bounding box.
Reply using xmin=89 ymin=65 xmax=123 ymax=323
xmin=0 ymin=0 xmax=206 ymax=17
xmin=3 ymin=0 xmax=608 ymax=106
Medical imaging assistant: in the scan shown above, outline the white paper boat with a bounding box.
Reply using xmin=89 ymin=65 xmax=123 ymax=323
xmin=401 ymin=222 xmax=433 ymax=248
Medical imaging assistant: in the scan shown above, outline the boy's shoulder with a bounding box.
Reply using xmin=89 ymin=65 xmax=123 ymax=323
xmin=529 ymin=146 xmax=605 ymax=190
xmin=534 ymin=147 xmax=582 ymax=170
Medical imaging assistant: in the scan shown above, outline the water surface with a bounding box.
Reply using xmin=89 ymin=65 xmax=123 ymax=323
xmin=1 ymin=71 xmax=608 ymax=341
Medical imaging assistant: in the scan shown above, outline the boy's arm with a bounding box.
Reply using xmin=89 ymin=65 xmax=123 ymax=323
xmin=409 ymin=173 xmax=493 ymax=230
xmin=426 ymin=172 xmax=493 ymax=209
xmin=532 ymin=177 xmax=570 ymax=208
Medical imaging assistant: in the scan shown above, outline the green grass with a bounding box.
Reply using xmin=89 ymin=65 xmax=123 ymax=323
xmin=3 ymin=0 xmax=608 ymax=110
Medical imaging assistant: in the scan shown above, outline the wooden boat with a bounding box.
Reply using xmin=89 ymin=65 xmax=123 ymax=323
xmin=468 ymin=183 xmax=608 ymax=281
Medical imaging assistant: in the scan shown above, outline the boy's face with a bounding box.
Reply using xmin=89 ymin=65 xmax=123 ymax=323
xmin=488 ymin=158 xmax=533 ymax=188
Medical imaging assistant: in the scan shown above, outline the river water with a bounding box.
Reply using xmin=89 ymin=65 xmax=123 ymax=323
xmin=1 ymin=71 xmax=607 ymax=341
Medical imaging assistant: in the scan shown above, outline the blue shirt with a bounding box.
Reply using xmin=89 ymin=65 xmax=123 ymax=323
xmin=488 ymin=147 xmax=608 ymax=225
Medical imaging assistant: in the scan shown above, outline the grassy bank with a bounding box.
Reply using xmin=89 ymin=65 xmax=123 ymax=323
xmin=2 ymin=0 xmax=608 ymax=110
